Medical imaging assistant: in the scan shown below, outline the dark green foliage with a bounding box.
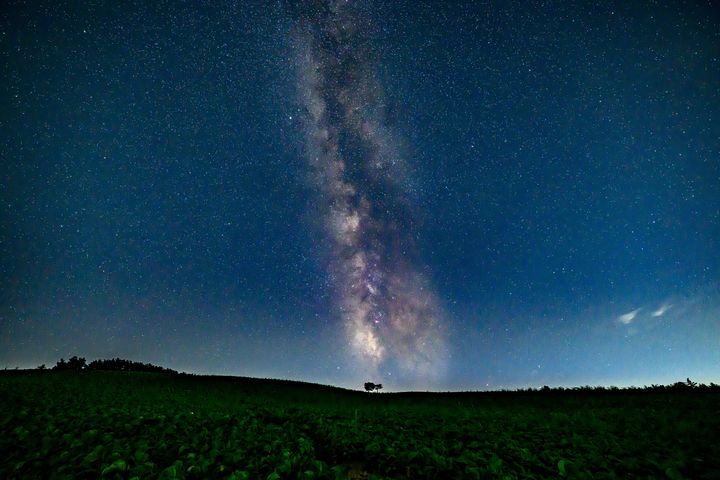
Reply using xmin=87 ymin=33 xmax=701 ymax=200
xmin=48 ymin=357 xmax=176 ymax=374
xmin=53 ymin=356 xmax=86 ymax=371
xmin=86 ymin=358 xmax=178 ymax=374
xmin=1 ymin=371 xmax=718 ymax=479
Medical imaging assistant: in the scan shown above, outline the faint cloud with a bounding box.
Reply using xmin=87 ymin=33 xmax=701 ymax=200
xmin=618 ymin=308 xmax=641 ymax=325
xmin=651 ymin=303 xmax=672 ymax=317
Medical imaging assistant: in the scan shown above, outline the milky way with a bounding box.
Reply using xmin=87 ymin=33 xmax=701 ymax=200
xmin=291 ymin=1 xmax=447 ymax=380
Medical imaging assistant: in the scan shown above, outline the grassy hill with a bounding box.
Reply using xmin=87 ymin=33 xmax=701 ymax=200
xmin=1 ymin=370 xmax=718 ymax=479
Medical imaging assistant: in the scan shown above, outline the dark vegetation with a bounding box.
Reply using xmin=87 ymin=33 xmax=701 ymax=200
xmin=364 ymin=382 xmax=384 ymax=392
xmin=0 ymin=360 xmax=718 ymax=479
xmin=51 ymin=357 xmax=177 ymax=374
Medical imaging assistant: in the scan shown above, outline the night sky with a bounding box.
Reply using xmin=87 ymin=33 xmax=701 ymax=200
xmin=1 ymin=1 xmax=718 ymax=391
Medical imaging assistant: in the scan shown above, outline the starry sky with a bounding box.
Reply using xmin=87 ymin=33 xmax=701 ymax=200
xmin=1 ymin=0 xmax=719 ymax=391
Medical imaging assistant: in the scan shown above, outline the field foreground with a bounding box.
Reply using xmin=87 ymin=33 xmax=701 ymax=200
xmin=1 ymin=371 xmax=718 ymax=479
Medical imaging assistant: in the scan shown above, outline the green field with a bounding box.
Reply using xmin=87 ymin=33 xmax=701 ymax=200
xmin=1 ymin=371 xmax=718 ymax=479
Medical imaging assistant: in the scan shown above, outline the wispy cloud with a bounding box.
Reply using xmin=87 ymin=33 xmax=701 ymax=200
xmin=618 ymin=308 xmax=641 ymax=325
xmin=651 ymin=303 xmax=672 ymax=317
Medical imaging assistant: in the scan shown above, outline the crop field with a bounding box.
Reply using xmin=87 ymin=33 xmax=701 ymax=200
xmin=1 ymin=371 xmax=718 ymax=479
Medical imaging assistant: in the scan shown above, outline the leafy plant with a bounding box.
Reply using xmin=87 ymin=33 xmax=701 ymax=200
xmin=0 ymin=371 xmax=717 ymax=479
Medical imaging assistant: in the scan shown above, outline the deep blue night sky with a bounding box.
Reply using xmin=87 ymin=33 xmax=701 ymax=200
xmin=1 ymin=1 xmax=718 ymax=390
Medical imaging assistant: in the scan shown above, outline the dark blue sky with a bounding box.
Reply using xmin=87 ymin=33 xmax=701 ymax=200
xmin=1 ymin=0 xmax=718 ymax=390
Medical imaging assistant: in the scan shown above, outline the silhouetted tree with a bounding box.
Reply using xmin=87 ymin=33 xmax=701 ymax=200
xmin=68 ymin=356 xmax=86 ymax=370
xmin=53 ymin=358 xmax=67 ymax=370
xmin=86 ymin=358 xmax=177 ymax=374
xmin=37 ymin=364 xmax=46 ymax=370
xmin=364 ymin=382 xmax=383 ymax=392
xmin=52 ymin=356 xmax=86 ymax=371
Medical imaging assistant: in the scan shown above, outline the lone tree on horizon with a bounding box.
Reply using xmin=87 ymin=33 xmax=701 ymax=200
xmin=364 ymin=382 xmax=383 ymax=392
